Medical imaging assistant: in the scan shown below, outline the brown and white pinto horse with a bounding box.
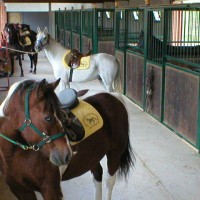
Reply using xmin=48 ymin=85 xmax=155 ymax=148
xmin=0 ymin=80 xmax=134 ymax=200
xmin=0 ymin=79 xmax=73 ymax=200
xmin=61 ymin=90 xmax=135 ymax=200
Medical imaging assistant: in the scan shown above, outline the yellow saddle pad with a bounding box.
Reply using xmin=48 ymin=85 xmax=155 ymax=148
xmin=24 ymin=37 xmax=31 ymax=46
xmin=62 ymin=50 xmax=90 ymax=70
xmin=70 ymin=100 xmax=103 ymax=145
xmin=19 ymin=36 xmax=31 ymax=46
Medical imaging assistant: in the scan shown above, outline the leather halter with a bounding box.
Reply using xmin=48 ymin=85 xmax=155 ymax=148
xmin=35 ymin=33 xmax=49 ymax=51
xmin=0 ymin=86 xmax=65 ymax=151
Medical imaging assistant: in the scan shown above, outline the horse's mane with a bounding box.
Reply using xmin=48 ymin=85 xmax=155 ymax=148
xmin=4 ymin=80 xmax=64 ymax=121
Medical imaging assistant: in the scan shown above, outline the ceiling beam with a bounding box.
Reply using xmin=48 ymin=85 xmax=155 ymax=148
xmin=3 ymin=0 xmax=115 ymax=2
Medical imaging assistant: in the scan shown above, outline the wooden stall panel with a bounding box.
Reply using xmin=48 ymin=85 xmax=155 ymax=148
xmin=164 ymin=66 xmax=198 ymax=145
xmin=98 ymin=40 xmax=115 ymax=55
xmin=146 ymin=63 xmax=162 ymax=120
xmin=82 ymin=36 xmax=92 ymax=53
xmin=64 ymin=30 xmax=71 ymax=49
xmin=72 ymin=33 xmax=80 ymax=51
xmin=126 ymin=52 xmax=143 ymax=106
xmin=115 ymin=49 xmax=124 ymax=94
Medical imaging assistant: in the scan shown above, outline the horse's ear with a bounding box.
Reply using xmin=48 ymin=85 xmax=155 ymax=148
xmin=36 ymin=79 xmax=47 ymax=99
xmin=36 ymin=79 xmax=60 ymax=99
xmin=49 ymin=78 xmax=61 ymax=91
xmin=44 ymin=27 xmax=48 ymax=34
xmin=37 ymin=27 xmax=40 ymax=33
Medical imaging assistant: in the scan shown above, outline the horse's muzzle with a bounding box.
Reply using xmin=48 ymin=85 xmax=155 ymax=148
xmin=34 ymin=44 xmax=41 ymax=52
xmin=50 ymin=147 xmax=72 ymax=166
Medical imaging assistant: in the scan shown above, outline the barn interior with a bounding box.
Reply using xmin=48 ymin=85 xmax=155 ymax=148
xmin=0 ymin=1 xmax=200 ymax=200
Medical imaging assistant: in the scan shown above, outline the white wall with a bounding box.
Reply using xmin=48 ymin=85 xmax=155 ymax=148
xmin=5 ymin=3 xmax=104 ymax=12
xmin=5 ymin=3 xmax=49 ymax=12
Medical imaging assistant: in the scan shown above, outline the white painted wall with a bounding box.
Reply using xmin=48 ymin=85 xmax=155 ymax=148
xmin=5 ymin=3 xmax=49 ymax=12
xmin=5 ymin=3 xmax=103 ymax=12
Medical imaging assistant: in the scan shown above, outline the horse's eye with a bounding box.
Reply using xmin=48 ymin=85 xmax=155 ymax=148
xmin=44 ymin=116 xmax=52 ymax=122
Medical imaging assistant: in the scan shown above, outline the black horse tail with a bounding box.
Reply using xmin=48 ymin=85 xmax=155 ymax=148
xmin=118 ymin=136 xmax=135 ymax=179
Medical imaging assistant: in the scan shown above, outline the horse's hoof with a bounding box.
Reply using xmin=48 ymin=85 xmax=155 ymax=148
xmin=29 ymin=70 xmax=32 ymax=73
xmin=21 ymin=74 xmax=24 ymax=77
xmin=33 ymin=71 xmax=36 ymax=74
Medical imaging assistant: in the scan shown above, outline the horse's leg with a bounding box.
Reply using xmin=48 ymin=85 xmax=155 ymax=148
xmin=9 ymin=54 xmax=14 ymax=76
xmin=28 ymin=53 xmax=33 ymax=73
xmin=41 ymin=184 xmax=63 ymax=200
xmin=105 ymin=151 xmax=121 ymax=200
xmin=9 ymin=186 xmax=37 ymax=200
xmin=18 ymin=55 xmax=24 ymax=77
xmin=32 ymin=53 xmax=38 ymax=74
xmin=40 ymin=170 xmax=63 ymax=200
xmin=105 ymin=172 xmax=116 ymax=200
xmin=91 ymin=163 xmax=103 ymax=200
xmin=100 ymin=76 xmax=114 ymax=92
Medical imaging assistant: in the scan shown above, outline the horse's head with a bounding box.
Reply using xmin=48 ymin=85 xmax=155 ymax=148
xmin=1 ymin=79 xmax=73 ymax=166
xmin=3 ymin=23 xmax=18 ymax=45
xmin=34 ymin=27 xmax=49 ymax=52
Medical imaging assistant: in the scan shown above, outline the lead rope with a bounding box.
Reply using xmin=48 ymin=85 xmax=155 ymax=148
xmin=1 ymin=46 xmax=37 ymax=55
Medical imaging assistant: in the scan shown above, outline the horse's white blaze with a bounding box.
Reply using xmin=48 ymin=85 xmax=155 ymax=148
xmin=93 ymin=176 xmax=102 ymax=200
xmin=106 ymin=172 xmax=116 ymax=200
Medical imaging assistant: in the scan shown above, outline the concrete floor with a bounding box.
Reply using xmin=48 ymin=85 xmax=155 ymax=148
xmin=0 ymin=52 xmax=200 ymax=200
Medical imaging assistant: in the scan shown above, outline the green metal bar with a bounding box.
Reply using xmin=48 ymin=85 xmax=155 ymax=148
xmin=197 ymin=75 xmax=200 ymax=152
xmin=142 ymin=7 xmax=149 ymax=111
xmin=80 ymin=9 xmax=82 ymax=52
xmin=124 ymin=10 xmax=128 ymax=95
xmin=93 ymin=8 xmax=98 ymax=54
xmin=161 ymin=8 xmax=168 ymax=123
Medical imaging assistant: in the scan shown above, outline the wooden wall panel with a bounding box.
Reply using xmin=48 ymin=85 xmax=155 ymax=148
xmin=126 ymin=52 xmax=144 ymax=106
xmin=82 ymin=36 xmax=92 ymax=53
xmin=164 ymin=66 xmax=199 ymax=145
xmin=64 ymin=30 xmax=71 ymax=49
xmin=72 ymin=33 xmax=80 ymax=51
xmin=98 ymin=40 xmax=115 ymax=55
xmin=115 ymin=49 xmax=125 ymax=93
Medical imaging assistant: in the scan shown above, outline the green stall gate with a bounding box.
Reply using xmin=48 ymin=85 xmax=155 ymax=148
xmin=163 ymin=5 xmax=200 ymax=150
xmin=115 ymin=9 xmax=126 ymax=94
xmin=81 ymin=8 xmax=115 ymax=54
xmin=115 ymin=4 xmax=200 ymax=152
xmin=55 ymin=9 xmax=65 ymax=46
xmin=55 ymin=8 xmax=115 ymax=55
xmin=125 ymin=8 xmax=145 ymax=107
xmin=71 ymin=9 xmax=81 ymax=51
xmin=63 ymin=9 xmax=71 ymax=49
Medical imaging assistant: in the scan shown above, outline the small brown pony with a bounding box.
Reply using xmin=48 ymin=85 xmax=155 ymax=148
xmin=0 ymin=79 xmax=73 ymax=199
xmin=0 ymin=80 xmax=134 ymax=200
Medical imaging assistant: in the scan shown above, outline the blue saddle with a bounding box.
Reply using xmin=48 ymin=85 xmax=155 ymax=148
xmin=57 ymin=88 xmax=78 ymax=109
